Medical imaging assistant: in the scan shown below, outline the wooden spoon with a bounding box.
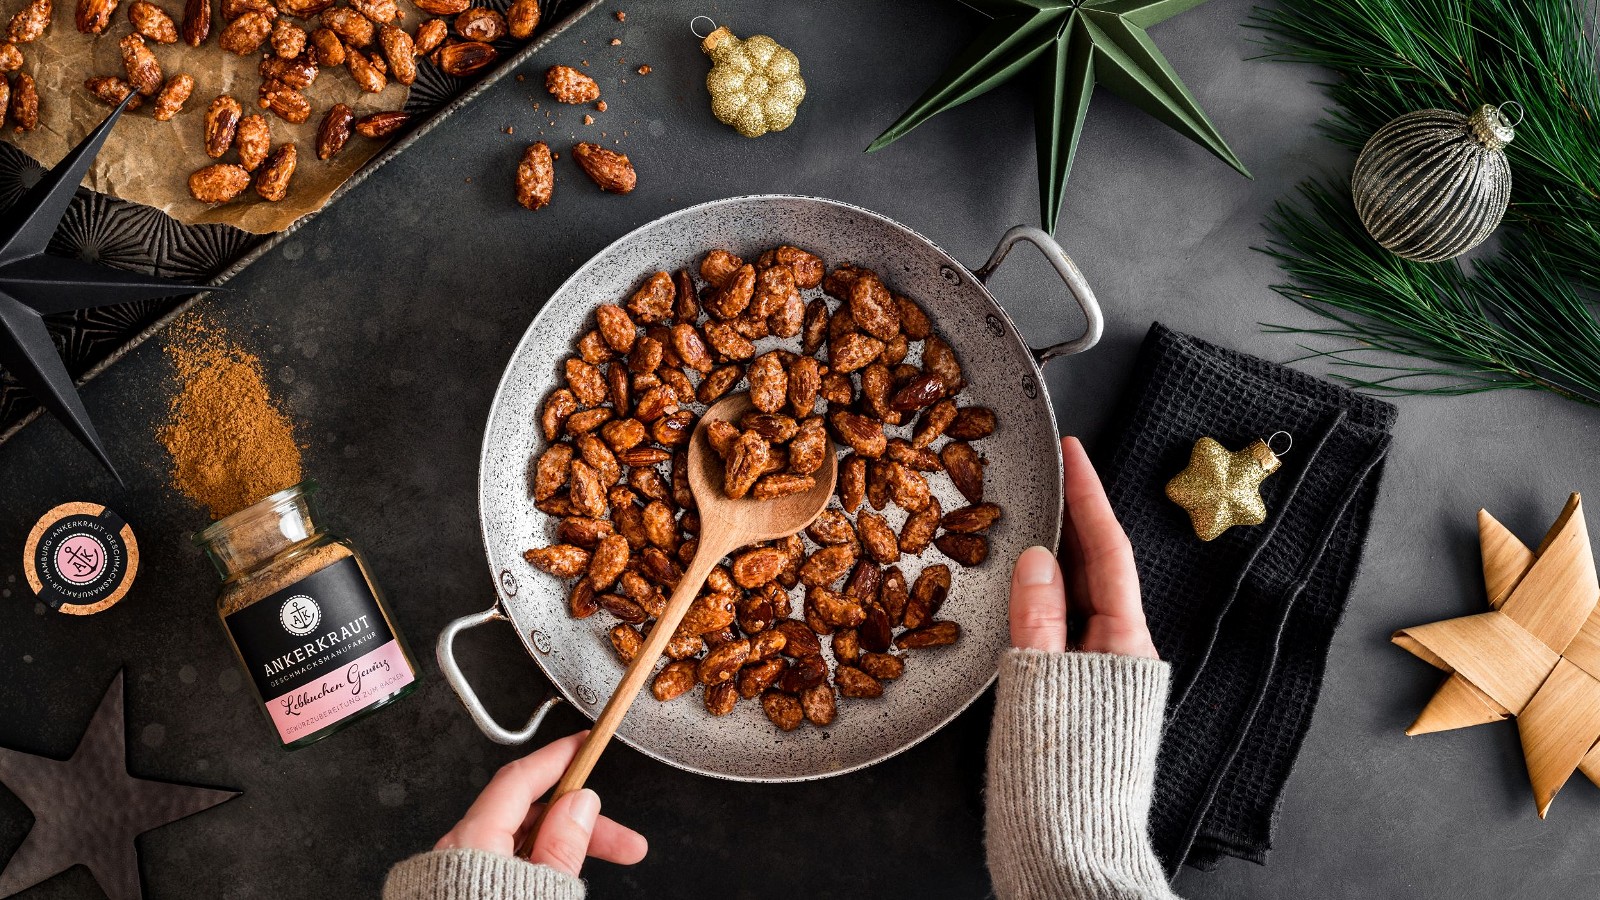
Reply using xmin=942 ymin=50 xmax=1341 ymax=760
xmin=517 ymin=393 xmax=837 ymax=853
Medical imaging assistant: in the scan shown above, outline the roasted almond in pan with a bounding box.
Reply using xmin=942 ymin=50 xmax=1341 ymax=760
xmin=519 ymin=244 xmax=998 ymax=732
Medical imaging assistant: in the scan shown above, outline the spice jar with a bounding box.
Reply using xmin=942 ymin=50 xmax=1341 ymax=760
xmin=197 ymin=481 xmax=417 ymax=749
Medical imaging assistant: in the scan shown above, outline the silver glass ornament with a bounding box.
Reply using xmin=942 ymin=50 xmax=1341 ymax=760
xmin=1351 ymin=103 xmax=1519 ymax=262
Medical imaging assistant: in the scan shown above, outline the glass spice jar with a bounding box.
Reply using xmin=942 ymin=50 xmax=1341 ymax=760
xmin=196 ymin=481 xmax=418 ymax=750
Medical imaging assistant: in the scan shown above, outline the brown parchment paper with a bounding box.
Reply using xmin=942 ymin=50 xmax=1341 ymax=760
xmin=1 ymin=2 xmax=414 ymax=234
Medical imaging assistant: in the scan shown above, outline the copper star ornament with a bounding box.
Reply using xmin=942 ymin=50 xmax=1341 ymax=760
xmin=1394 ymin=493 xmax=1600 ymax=818
xmin=1164 ymin=436 xmax=1282 ymax=541
xmin=0 ymin=671 xmax=238 ymax=900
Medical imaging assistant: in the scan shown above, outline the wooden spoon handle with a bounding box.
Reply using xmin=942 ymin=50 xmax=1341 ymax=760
xmin=515 ymin=537 xmax=728 ymax=857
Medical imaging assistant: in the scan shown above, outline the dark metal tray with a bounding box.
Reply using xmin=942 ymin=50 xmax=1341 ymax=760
xmin=0 ymin=0 xmax=603 ymax=446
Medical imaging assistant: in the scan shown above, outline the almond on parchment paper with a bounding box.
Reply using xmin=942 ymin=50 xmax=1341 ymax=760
xmin=254 ymin=142 xmax=296 ymax=201
xmin=85 ymin=76 xmax=140 ymax=108
xmin=128 ymin=0 xmax=179 ymax=42
xmin=316 ymin=102 xmax=353 ymax=160
xmin=203 ymin=94 xmax=242 ymax=158
xmin=119 ymin=33 xmax=162 ymax=95
xmin=188 ymin=163 xmax=250 ymax=202
xmin=10 ymin=72 xmax=37 ymax=131
xmin=181 ymin=0 xmax=209 ymax=45
xmin=235 ymin=113 xmax=271 ymax=170
xmin=152 ymin=73 xmax=194 ymax=120
xmin=353 ymin=110 xmax=407 ymax=137
xmin=7 ymin=0 xmax=50 ymax=43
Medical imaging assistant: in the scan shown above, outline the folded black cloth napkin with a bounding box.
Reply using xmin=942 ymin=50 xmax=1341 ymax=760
xmin=1099 ymin=323 xmax=1397 ymax=874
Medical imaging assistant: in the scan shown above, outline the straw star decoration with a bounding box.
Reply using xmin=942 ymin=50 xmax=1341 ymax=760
xmin=867 ymin=0 xmax=1251 ymax=232
xmin=1394 ymin=493 xmax=1600 ymax=817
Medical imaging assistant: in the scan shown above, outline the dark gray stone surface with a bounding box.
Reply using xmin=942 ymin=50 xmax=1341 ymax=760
xmin=1 ymin=0 xmax=1596 ymax=897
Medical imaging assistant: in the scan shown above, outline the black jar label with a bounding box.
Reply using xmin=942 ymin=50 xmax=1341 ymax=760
xmin=224 ymin=557 xmax=414 ymax=745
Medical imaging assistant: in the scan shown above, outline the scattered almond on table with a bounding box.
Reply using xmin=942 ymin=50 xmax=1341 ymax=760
xmin=546 ymin=63 xmax=598 ymax=103
xmin=514 ymin=140 xmax=552 ymax=210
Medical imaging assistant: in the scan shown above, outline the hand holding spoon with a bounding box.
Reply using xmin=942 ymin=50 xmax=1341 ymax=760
xmin=517 ymin=393 xmax=836 ymax=855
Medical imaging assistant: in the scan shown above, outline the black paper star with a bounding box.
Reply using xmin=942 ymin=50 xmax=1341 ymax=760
xmin=867 ymin=0 xmax=1251 ymax=232
xmin=0 ymin=95 xmax=198 ymax=481
xmin=0 ymin=670 xmax=238 ymax=900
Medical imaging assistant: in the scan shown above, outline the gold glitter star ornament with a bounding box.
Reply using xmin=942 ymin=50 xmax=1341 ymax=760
xmin=1165 ymin=435 xmax=1288 ymax=541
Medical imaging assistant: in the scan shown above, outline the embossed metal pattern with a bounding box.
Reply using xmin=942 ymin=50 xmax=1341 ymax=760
xmin=476 ymin=195 xmax=1070 ymax=781
xmin=0 ymin=0 xmax=601 ymax=444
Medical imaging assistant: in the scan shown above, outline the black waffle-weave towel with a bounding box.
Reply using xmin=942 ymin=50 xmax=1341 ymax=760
xmin=1099 ymin=323 xmax=1397 ymax=874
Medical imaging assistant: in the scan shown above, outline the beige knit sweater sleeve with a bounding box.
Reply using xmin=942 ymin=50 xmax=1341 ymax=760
xmin=985 ymin=648 xmax=1180 ymax=900
xmin=384 ymin=848 xmax=585 ymax=900
xmin=384 ymin=649 xmax=1176 ymax=900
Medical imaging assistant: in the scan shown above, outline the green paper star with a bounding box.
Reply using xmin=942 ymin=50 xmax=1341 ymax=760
xmin=867 ymin=0 xmax=1251 ymax=232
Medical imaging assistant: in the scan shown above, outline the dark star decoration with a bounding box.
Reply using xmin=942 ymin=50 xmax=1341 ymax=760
xmin=868 ymin=0 xmax=1251 ymax=232
xmin=0 ymin=94 xmax=198 ymax=481
xmin=0 ymin=670 xmax=238 ymax=900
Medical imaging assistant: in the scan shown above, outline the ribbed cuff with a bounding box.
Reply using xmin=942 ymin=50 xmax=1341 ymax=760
xmin=383 ymin=849 xmax=585 ymax=900
xmin=985 ymin=650 xmax=1176 ymax=900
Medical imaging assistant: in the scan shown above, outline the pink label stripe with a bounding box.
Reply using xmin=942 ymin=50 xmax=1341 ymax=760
xmin=267 ymin=640 xmax=414 ymax=744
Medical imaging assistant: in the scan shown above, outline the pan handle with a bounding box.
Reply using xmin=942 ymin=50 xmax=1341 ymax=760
xmin=437 ymin=605 xmax=563 ymax=745
xmin=973 ymin=225 xmax=1103 ymax=362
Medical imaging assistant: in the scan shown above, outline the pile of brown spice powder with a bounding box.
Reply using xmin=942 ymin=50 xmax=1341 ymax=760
xmin=158 ymin=315 xmax=303 ymax=520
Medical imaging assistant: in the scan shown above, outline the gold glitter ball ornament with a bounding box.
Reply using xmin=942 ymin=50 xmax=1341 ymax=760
xmin=700 ymin=24 xmax=805 ymax=138
xmin=1165 ymin=435 xmax=1288 ymax=542
xmin=1351 ymin=103 xmax=1520 ymax=262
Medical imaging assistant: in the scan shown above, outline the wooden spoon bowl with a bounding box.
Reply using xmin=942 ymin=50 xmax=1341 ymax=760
xmin=686 ymin=394 xmax=839 ymax=544
xmin=518 ymin=394 xmax=836 ymax=850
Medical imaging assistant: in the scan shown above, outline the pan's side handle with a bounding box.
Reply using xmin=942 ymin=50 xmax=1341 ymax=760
xmin=437 ymin=605 xmax=563 ymax=745
xmin=972 ymin=225 xmax=1103 ymax=362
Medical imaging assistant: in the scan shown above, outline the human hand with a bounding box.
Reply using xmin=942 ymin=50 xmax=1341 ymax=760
xmin=1009 ymin=436 xmax=1159 ymax=659
xmin=434 ymin=731 xmax=648 ymax=877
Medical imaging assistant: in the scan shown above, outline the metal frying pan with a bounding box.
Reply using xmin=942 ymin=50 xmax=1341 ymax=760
xmin=439 ymin=195 xmax=1103 ymax=781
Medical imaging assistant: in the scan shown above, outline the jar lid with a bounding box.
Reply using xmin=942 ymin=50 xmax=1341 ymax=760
xmin=23 ymin=502 xmax=139 ymax=615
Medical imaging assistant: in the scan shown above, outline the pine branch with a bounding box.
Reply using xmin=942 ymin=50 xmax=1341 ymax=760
xmin=1260 ymin=181 xmax=1600 ymax=406
xmin=1252 ymin=0 xmax=1600 ymax=405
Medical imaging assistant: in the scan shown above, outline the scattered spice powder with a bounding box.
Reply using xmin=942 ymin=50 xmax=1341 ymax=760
xmin=159 ymin=315 xmax=303 ymax=520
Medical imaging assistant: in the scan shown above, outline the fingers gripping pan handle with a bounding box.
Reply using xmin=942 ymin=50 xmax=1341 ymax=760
xmin=973 ymin=225 xmax=1104 ymax=362
xmin=438 ymin=605 xmax=563 ymax=745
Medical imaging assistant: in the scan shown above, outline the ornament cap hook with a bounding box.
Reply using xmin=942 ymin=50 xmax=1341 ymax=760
xmin=1496 ymin=101 xmax=1525 ymax=128
xmin=1267 ymin=431 xmax=1293 ymax=457
xmin=1468 ymin=104 xmax=1516 ymax=150
xmin=689 ymin=15 xmax=716 ymax=39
